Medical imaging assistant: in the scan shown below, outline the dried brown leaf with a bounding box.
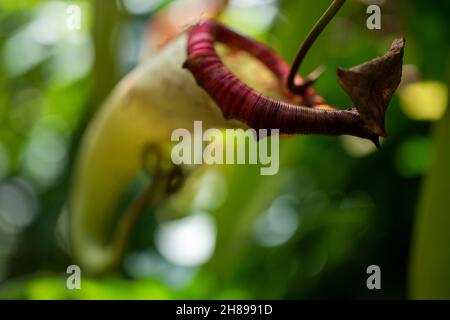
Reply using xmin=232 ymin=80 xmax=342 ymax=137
xmin=337 ymin=38 xmax=405 ymax=137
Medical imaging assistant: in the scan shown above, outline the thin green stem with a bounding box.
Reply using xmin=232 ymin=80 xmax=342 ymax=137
xmin=287 ymin=0 xmax=346 ymax=94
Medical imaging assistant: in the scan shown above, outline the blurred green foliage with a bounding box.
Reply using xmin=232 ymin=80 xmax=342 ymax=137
xmin=0 ymin=0 xmax=449 ymax=299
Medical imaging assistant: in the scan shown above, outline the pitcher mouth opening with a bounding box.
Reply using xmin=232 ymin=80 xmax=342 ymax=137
xmin=182 ymin=20 xmax=403 ymax=147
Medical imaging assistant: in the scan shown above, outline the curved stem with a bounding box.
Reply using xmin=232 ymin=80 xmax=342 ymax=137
xmin=184 ymin=20 xmax=380 ymax=146
xmin=111 ymin=168 xmax=170 ymax=260
xmin=287 ymin=0 xmax=346 ymax=94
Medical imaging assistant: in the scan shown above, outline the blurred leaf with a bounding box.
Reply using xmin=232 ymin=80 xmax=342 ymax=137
xmin=410 ymin=101 xmax=450 ymax=299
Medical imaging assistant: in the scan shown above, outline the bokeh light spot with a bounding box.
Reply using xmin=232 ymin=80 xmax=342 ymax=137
xmin=155 ymin=212 xmax=216 ymax=267
xmin=22 ymin=124 xmax=68 ymax=190
xmin=340 ymin=135 xmax=379 ymax=158
xmin=193 ymin=169 xmax=227 ymax=212
xmin=399 ymin=81 xmax=448 ymax=121
xmin=0 ymin=178 xmax=38 ymax=233
xmin=254 ymin=195 xmax=300 ymax=247
xmin=122 ymin=0 xmax=163 ymax=15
